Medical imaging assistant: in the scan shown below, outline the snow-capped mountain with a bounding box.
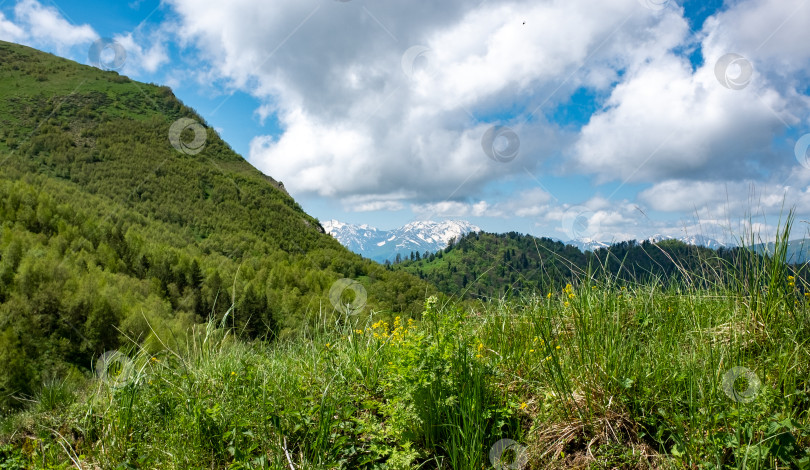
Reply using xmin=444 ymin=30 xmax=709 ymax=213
xmin=322 ymin=219 xmax=480 ymax=262
xmin=320 ymin=220 xmax=382 ymax=254
xmin=566 ymin=234 xmax=730 ymax=253
xmin=564 ymin=238 xmax=612 ymax=252
xmin=645 ymin=234 xmax=728 ymax=250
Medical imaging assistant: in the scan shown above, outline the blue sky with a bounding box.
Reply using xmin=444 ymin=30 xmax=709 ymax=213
xmin=2 ymin=0 xmax=809 ymax=244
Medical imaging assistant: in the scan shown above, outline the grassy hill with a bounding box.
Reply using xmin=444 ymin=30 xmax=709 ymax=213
xmin=0 ymin=40 xmax=431 ymax=409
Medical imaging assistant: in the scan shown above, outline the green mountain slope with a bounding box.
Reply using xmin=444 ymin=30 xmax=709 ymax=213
xmin=392 ymin=231 xmax=764 ymax=299
xmin=391 ymin=232 xmax=586 ymax=298
xmin=0 ymin=41 xmax=430 ymax=408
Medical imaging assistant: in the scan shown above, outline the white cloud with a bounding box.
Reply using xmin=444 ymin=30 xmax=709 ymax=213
xmin=339 ymin=193 xmax=410 ymax=213
xmin=12 ymin=0 xmax=97 ymax=53
xmin=410 ymin=187 xmax=552 ymax=219
xmin=114 ymin=32 xmax=170 ymax=74
xmin=542 ymin=197 xmax=643 ymax=242
xmin=0 ymin=12 xmax=25 ymax=42
xmin=411 ymin=200 xmax=489 ymax=218
xmin=166 ymin=0 xmax=682 ymax=205
xmin=702 ymin=0 xmax=810 ymax=81
xmin=571 ymin=0 xmax=809 ymax=185
xmin=639 ymin=178 xmax=810 ymax=215
xmin=572 ymin=50 xmax=793 ymax=183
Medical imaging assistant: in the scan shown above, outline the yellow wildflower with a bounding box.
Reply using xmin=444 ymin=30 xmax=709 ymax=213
xmin=520 ymin=402 xmax=528 ymax=410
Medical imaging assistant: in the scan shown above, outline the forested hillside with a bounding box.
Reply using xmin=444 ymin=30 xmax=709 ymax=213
xmin=392 ymin=232 xmax=585 ymax=297
xmin=0 ymin=41 xmax=431 ymax=408
xmin=393 ymin=231 xmax=798 ymax=299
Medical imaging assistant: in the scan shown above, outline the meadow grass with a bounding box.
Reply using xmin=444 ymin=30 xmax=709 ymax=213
xmin=1 ymin=236 xmax=809 ymax=469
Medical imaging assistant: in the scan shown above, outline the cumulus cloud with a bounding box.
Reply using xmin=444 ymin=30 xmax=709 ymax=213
xmin=0 ymin=0 xmax=167 ymax=76
xmin=410 ymin=187 xmax=553 ymax=219
xmin=165 ymin=0 xmax=685 ymax=204
xmin=572 ymin=54 xmax=792 ymax=182
xmin=11 ymin=0 xmax=97 ymax=53
xmin=0 ymin=12 xmax=26 ymax=42
xmin=703 ymin=0 xmax=810 ymax=82
xmin=639 ymin=178 xmax=810 ymax=216
xmin=411 ymin=200 xmax=490 ymax=219
xmin=538 ymin=196 xmax=642 ymax=242
xmin=571 ymin=0 xmax=809 ymax=186
xmin=114 ymin=31 xmax=170 ymax=74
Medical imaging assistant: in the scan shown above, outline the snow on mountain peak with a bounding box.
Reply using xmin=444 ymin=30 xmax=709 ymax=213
xmin=323 ymin=219 xmax=480 ymax=262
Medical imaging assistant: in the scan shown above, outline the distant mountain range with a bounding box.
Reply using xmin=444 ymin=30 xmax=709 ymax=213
xmin=323 ymin=218 xmax=810 ymax=265
xmin=321 ymin=220 xmax=480 ymax=262
xmin=753 ymin=238 xmax=810 ymax=264
xmin=564 ymin=234 xmax=728 ymax=253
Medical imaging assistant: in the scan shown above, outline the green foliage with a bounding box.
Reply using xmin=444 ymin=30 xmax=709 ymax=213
xmin=0 ymin=40 xmax=432 ymax=410
xmin=1 ymin=272 xmax=808 ymax=468
xmin=394 ymin=231 xmax=586 ymax=298
xmin=1 ymin=40 xmax=809 ymax=469
xmin=395 ymin=230 xmax=810 ymax=302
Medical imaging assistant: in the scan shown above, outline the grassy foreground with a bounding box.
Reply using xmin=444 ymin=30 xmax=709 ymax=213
xmin=1 ymin=264 xmax=809 ymax=469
